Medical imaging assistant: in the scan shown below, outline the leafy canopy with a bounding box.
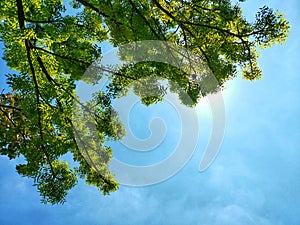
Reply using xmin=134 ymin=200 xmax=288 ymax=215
xmin=0 ymin=0 xmax=289 ymax=204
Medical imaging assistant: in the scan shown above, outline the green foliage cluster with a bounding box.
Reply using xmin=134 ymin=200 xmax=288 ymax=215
xmin=0 ymin=0 xmax=289 ymax=204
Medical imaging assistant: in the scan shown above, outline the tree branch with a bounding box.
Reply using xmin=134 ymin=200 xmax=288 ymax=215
xmin=0 ymin=107 xmax=28 ymax=149
xmin=25 ymin=18 xmax=60 ymax=24
xmin=0 ymin=104 xmax=22 ymax=111
xmin=70 ymin=117 xmax=113 ymax=185
xmin=33 ymin=46 xmax=90 ymax=66
xmin=128 ymin=0 xmax=162 ymax=40
xmin=75 ymin=0 xmax=109 ymax=18
xmin=16 ymin=0 xmax=25 ymax=29
xmin=16 ymin=0 xmax=57 ymax=179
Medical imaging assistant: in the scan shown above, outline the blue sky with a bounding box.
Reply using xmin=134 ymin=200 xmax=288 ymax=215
xmin=1 ymin=0 xmax=300 ymax=224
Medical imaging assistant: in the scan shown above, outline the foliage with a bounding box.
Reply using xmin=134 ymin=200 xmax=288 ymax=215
xmin=0 ymin=0 xmax=290 ymax=204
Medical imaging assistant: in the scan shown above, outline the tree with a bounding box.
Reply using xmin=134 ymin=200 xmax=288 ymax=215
xmin=0 ymin=0 xmax=290 ymax=204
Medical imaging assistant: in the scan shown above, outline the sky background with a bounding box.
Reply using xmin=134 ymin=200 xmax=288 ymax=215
xmin=1 ymin=0 xmax=300 ymax=224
